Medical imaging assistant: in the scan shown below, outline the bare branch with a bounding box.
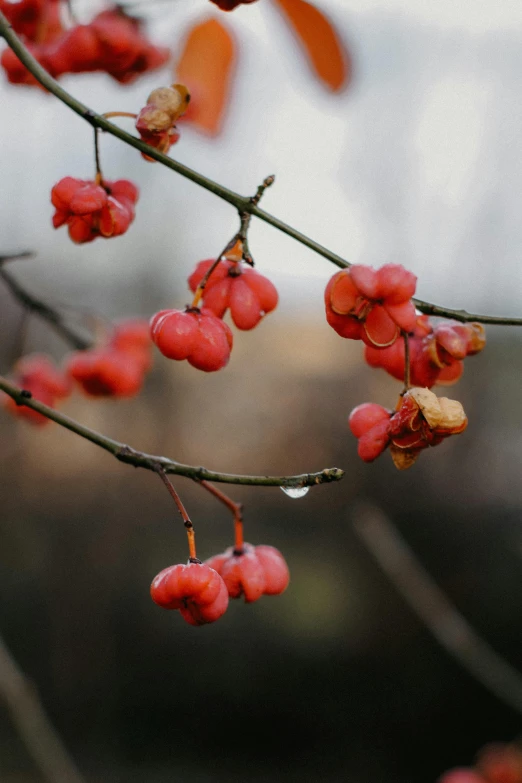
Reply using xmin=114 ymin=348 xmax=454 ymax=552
xmin=0 ymin=375 xmax=343 ymax=487
xmin=0 ymin=266 xmax=92 ymax=351
xmin=352 ymin=503 xmax=522 ymax=716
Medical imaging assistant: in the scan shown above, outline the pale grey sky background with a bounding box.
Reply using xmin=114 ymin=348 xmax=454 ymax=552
xmin=2 ymin=0 xmax=522 ymax=320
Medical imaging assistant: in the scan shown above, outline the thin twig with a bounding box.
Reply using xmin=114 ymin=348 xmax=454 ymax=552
xmin=0 ymin=266 xmax=92 ymax=350
xmin=0 ymin=631 xmax=85 ymax=783
xmin=153 ymin=464 xmax=198 ymax=559
xmin=0 ymin=14 xmax=521 ymax=327
xmin=353 ymin=503 xmax=522 ymax=716
xmin=0 ymin=375 xmax=343 ymax=487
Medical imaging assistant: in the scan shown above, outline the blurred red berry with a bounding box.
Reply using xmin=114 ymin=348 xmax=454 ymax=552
xmin=188 ymin=258 xmax=278 ymax=330
xmin=325 ymin=263 xmax=417 ymax=347
xmin=150 ymin=307 xmax=233 ymax=372
xmin=206 ymin=543 xmax=289 ymax=602
xmin=437 ymin=771 xmax=487 ymax=783
xmin=51 ymin=177 xmax=138 ymax=243
xmin=476 ymin=743 xmax=522 ymax=783
xmin=3 ymin=354 xmax=71 ymax=426
xmin=150 ymin=562 xmax=228 ymax=626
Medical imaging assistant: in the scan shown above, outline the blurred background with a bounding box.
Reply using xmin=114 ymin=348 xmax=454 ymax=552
xmin=1 ymin=0 xmax=522 ymax=780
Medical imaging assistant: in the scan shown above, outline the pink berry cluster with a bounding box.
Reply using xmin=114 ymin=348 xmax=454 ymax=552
xmin=439 ymin=742 xmax=522 ymax=783
xmin=51 ymin=177 xmax=138 ymax=244
xmin=324 ymin=263 xmax=486 ymax=469
xmin=1 ymin=3 xmax=169 ymax=86
xmin=150 ymin=543 xmax=289 ymax=627
xmin=3 ymin=319 xmax=153 ymax=425
xmin=150 ymin=247 xmax=279 ymax=373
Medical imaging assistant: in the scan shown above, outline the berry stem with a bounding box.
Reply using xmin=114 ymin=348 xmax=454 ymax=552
xmin=93 ymin=127 xmax=103 ymax=186
xmin=402 ymin=330 xmax=411 ymax=393
xmin=198 ymin=480 xmax=244 ymax=550
xmin=190 ymin=235 xmax=238 ymax=309
xmin=153 ymin=464 xmax=198 ymax=559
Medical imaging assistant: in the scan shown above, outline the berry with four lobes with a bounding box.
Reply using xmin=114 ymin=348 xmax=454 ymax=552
xmin=150 ymin=561 xmax=229 ymax=626
xmin=0 ymin=0 xmax=63 ymax=44
xmin=51 ymin=177 xmax=138 ymax=243
xmin=136 ymin=84 xmax=190 ymax=160
xmin=3 ymin=354 xmax=71 ymax=426
xmin=206 ymin=543 xmax=290 ymax=603
xmin=348 ymin=402 xmax=392 ymax=463
xmin=150 ymin=307 xmax=233 ymax=372
xmin=325 ymin=263 xmax=417 ymax=347
xmin=365 ymin=316 xmax=486 ymax=388
xmin=188 ymin=258 xmax=279 ymax=330
xmin=66 ymin=318 xmax=152 ymax=397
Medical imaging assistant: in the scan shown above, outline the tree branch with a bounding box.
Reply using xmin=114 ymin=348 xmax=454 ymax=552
xmin=353 ymin=502 xmax=522 ymax=716
xmin=0 ymin=375 xmax=343 ymax=487
xmin=1 ymin=13 xmax=521 ymax=327
xmin=0 ymin=266 xmax=92 ymax=351
xmin=0 ymin=631 xmax=85 ymax=783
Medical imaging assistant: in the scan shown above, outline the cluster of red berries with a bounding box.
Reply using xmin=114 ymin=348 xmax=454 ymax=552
xmin=1 ymin=4 xmax=169 ymax=86
xmin=151 ymin=543 xmax=289 ymax=626
xmin=210 ymin=0 xmax=259 ymax=9
xmin=3 ymin=319 xmax=152 ymax=425
xmin=51 ymin=177 xmax=138 ymax=244
xmin=324 ymin=263 xmax=486 ymax=468
xmin=135 ymin=84 xmax=190 ymax=160
xmin=365 ymin=315 xmax=486 ymax=388
xmin=349 ymin=387 xmax=468 ymax=470
xmin=150 ymin=247 xmax=278 ymax=372
xmin=439 ymin=742 xmax=522 ymax=783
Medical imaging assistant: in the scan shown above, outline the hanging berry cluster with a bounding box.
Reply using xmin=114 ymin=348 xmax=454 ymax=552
xmin=0 ymin=2 xmax=169 ymax=86
xmin=150 ymin=475 xmax=289 ymax=627
xmin=324 ymin=263 xmax=486 ymax=469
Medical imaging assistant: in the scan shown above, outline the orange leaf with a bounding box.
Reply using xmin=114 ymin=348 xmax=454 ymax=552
xmin=273 ymin=0 xmax=350 ymax=92
xmin=175 ymin=17 xmax=236 ymax=136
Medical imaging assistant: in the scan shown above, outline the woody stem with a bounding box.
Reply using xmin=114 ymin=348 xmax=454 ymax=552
xmin=154 ymin=464 xmax=198 ymax=561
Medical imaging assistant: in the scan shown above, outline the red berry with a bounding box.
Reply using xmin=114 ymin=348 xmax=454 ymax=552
xmin=150 ymin=307 xmax=233 ymax=372
xmin=325 ymin=264 xmax=417 ymax=347
xmin=150 ymin=562 xmax=228 ymax=626
xmin=51 ymin=177 xmax=138 ymax=244
xmin=205 ymin=543 xmax=289 ymax=603
xmin=476 ymin=744 xmax=522 ymax=783
xmin=348 ymin=402 xmax=392 ymax=462
xmin=188 ymin=258 xmax=278 ymax=330
xmin=66 ymin=349 xmax=146 ymax=397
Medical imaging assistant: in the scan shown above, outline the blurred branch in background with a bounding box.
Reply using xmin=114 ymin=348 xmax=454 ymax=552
xmin=0 ymin=631 xmax=85 ymax=783
xmin=353 ymin=502 xmax=522 ymax=716
xmin=0 ymin=259 xmax=92 ymax=352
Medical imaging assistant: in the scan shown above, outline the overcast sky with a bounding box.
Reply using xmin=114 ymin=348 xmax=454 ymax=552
xmin=2 ymin=0 xmax=522 ymax=320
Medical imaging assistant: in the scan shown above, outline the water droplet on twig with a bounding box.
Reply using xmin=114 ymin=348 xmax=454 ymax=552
xmin=280 ymin=486 xmax=310 ymax=499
